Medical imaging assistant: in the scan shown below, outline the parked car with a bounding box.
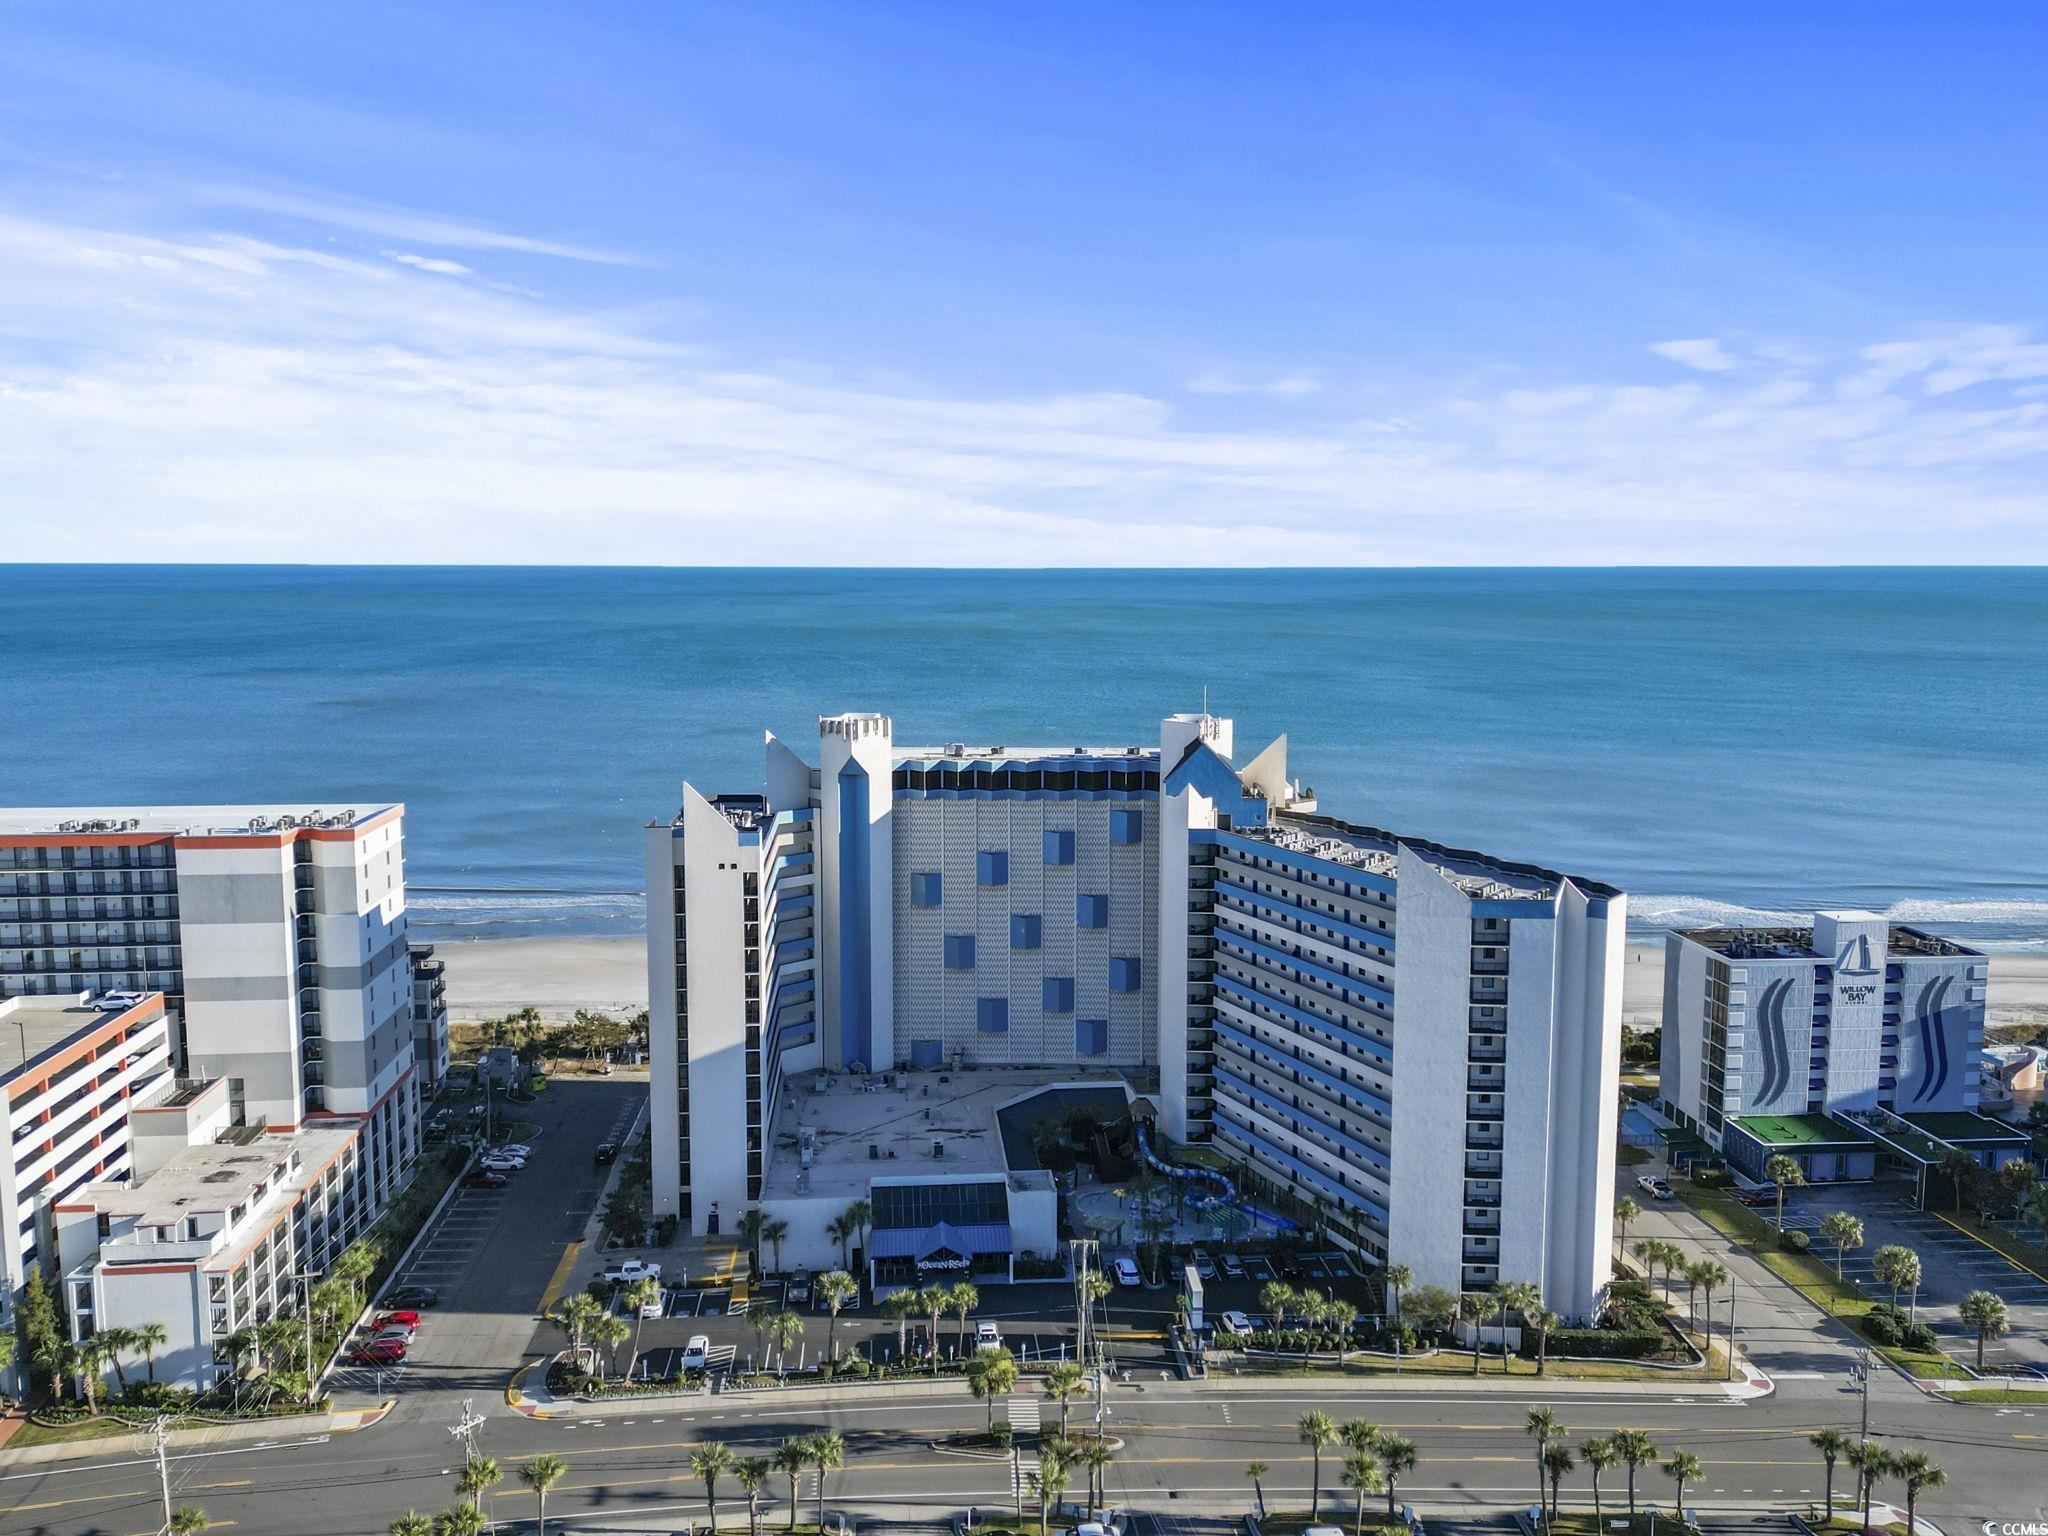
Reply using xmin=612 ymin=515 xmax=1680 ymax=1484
xmin=376 ymin=1310 xmax=422 ymax=1330
xmin=637 ymin=1290 xmax=667 ymax=1319
xmin=1219 ymin=1309 xmax=1255 ymax=1335
xmin=602 ymin=1258 xmax=663 ymax=1285
xmin=681 ymin=1333 xmax=710 ymax=1370
xmin=975 ymin=1320 xmax=1003 ymax=1349
xmin=350 ymin=1339 xmax=406 ymax=1366
xmin=1277 ymin=1251 xmax=1301 ymax=1279
xmin=1190 ymin=1247 xmax=1216 ymax=1280
xmin=594 ymin=1143 xmax=618 ymax=1166
xmin=383 ymin=1286 xmax=440 ymax=1308
xmin=463 ymin=1171 xmax=509 ymax=1189
xmin=789 ymin=1268 xmax=812 ymax=1305
xmin=1112 ymin=1256 xmax=1142 ymax=1287
xmin=1733 ymin=1184 xmax=1775 ymax=1207
xmin=95 ymin=990 xmax=149 ymax=1012
xmin=372 ymin=1324 xmax=416 ymax=1345
xmin=493 ymin=1142 xmax=533 ymax=1158
xmin=1219 ymin=1253 xmax=1245 ymax=1279
xmin=479 ymin=1153 xmax=526 ymax=1172
xmin=1637 ymin=1174 xmax=1675 ymax=1200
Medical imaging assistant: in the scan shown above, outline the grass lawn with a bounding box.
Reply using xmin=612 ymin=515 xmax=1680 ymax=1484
xmin=1529 ymin=1516 xmax=1694 ymax=1536
xmin=1671 ymin=1185 xmax=1971 ymax=1381
xmin=1220 ymin=1343 xmax=1730 ymax=1384
xmin=1942 ymin=1386 xmax=2048 ymax=1404
xmin=1810 ymin=1516 xmax=1910 ymax=1536
xmin=10 ymin=1415 xmax=191 ymax=1448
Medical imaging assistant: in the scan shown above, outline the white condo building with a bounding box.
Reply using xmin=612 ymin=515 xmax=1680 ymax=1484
xmin=0 ymin=807 xmax=422 ymax=1214
xmin=648 ymin=711 xmax=1626 ymax=1317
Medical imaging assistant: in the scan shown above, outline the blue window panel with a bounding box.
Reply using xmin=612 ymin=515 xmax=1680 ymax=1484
xmin=944 ymin=934 xmax=976 ymax=970
xmin=1043 ymin=829 xmax=1075 ymax=865
xmin=977 ymin=850 xmax=1009 ymax=886
xmin=911 ymin=871 xmax=942 ymax=908
xmin=1077 ymin=893 xmax=1108 ymax=929
xmin=911 ymin=1038 xmax=944 ymax=1069
xmin=1076 ymin=1018 xmax=1109 ymax=1055
xmin=1110 ymin=956 xmax=1141 ymax=993
xmin=1044 ymin=976 xmax=1075 ymax=1013
xmin=1011 ymin=914 xmax=1042 ymax=950
xmin=1109 ymin=808 xmax=1143 ymax=845
xmin=977 ymin=997 xmax=1009 ymax=1034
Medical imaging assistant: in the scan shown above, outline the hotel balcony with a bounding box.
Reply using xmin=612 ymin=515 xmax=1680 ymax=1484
xmin=1469 ymin=978 xmax=1508 ymax=1005
xmin=1465 ymin=1129 xmax=1503 ymax=1151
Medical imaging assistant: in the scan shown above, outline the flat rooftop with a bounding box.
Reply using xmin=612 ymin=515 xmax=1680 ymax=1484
xmin=763 ymin=1067 xmax=1129 ymax=1202
xmin=1899 ymin=1111 xmax=2030 ymax=1147
xmin=1678 ymin=924 xmax=1983 ymax=960
xmin=1730 ymin=1112 xmax=1870 ymax=1148
xmin=0 ymin=804 xmax=398 ymax=838
xmin=81 ymin=1122 xmax=357 ymax=1228
xmin=0 ymin=995 xmax=159 ymax=1081
xmin=1243 ymin=810 xmax=1621 ymax=902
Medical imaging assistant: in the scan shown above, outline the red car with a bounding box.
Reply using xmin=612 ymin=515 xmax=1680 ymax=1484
xmin=377 ymin=1311 xmax=423 ymax=1330
xmin=463 ymin=1171 xmax=509 ymax=1189
xmin=350 ymin=1339 xmax=407 ymax=1366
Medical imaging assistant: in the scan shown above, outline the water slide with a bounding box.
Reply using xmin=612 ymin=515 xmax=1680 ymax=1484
xmin=1133 ymin=1122 xmax=1236 ymax=1211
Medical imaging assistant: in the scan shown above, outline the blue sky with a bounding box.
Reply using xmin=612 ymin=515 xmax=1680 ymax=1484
xmin=2 ymin=3 xmax=2045 ymax=563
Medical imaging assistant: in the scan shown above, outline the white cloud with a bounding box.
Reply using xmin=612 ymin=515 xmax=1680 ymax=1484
xmin=1186 ymin=370 xmax=1322 ymax=398
xmin=1 ymin=201 xmax=2045 ymax=566
xmin=383 ymin=250 xmax=473 ymax=277
xmin=1648 ymin=338 xmax=1740 ymax=373
xmin=192 ymin=183 xmax=642 ymax=266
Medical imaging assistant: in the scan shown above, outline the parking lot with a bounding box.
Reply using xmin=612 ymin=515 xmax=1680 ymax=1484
xmin=578 ymin=1242 xmax=1379 ymax=1383
xmin=1780 ymin=1180 xmax=2048 ymax=1373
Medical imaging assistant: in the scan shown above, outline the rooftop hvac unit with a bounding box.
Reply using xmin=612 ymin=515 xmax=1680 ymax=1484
xmin=931 ymin=1138 xmax=944 ymax=1158
xmin=946 ymin=743 xmax=967 ymax=757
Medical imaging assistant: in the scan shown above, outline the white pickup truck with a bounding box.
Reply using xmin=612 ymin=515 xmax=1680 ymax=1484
xmin=601 ymin=1259 xmax=663 ymax=1284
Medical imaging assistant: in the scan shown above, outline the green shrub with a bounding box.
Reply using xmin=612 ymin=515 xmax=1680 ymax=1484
xmin=1780 ymin=1229 xmax=1810 ymax=1253
xmin=1862 ymin=1309 xmax=1904 ymax=1347
xmin=1547 ymin=1327 xmax=1665 ymax=1360
xmin=1903 ymin=1322 xmax=1939 ymax=1353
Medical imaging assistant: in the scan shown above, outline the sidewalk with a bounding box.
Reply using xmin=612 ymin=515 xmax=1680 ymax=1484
xmin=0 ymin=1400 xmax=392 ymax=1468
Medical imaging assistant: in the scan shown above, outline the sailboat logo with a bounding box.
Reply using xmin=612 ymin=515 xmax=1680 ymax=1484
xmin=1835 ymin=934 xmax=1879 ymax=976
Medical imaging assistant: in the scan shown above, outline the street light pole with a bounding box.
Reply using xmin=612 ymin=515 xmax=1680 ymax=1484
xmin=1725 ymin=1276 xmax=1737 ymax=1383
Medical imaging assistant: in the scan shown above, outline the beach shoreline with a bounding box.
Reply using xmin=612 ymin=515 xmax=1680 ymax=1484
xmin=435 ymin=932 xmax=2048 ymax=1032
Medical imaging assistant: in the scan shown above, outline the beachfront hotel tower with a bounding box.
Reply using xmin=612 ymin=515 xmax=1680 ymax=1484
xmin=647 ymin=711 xmax=1626 ymax=1317
xmin=0 ymin=807 xmax=423 ymax=1213
xmin=1658 ymin=913 xmax=2023 ymax=1188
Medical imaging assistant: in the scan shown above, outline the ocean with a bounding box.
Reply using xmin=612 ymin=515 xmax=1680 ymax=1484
xmin=7 ymin=566 xmax=2045 ymax=949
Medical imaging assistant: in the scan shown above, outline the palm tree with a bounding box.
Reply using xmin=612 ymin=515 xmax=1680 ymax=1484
xmin=968 ymin=1346 xmax=1020 ymax=1433
xmin=1259 ymin=1280 xmax=1296 ymax=1329
xmin=922 ymin=1284 xmax=949 ymax=1371
xmin=1819 ymin=1212 xmax=1865 ymax=1279
xmin=758 ymin=1217 xmax=790 ymax=1276
xmin=947 ymin=1281 xmax=981 ymax=1356
xmin=1613 ymin=1196 xmax=1641 ymax=1259
xmin=1043 ymin=1360 xmax=1086 ymax=1435
xmin=737 ymin=1457 xmax=771 ymax=1536
xmin=1893 ymin=1450 xmax=1945 ymax=1535
xmin=1632 ymin=1238 xmax=1664 ymax=1296
xmin=1848 ymin=1440 xmax=1893 ymax=1531
xmin=1495 ymin=1281 xmax=1540 ymax=1373
xmin=1664 ymin=1450 xmax=1702 ymax=1516
xmin=1383 ymin=1262 xmax=1412 ymax=1339
xmin=1810 ymin=1429 xmax=1851 ymax=1521
xmin=625 ymin=1275 xmax=663 ymax=1372
xmin=554 ymin=1292 xmax=605 ymax=1359
xmin=1612 ymin=1429 xmax=1659 ymax=1515
xmin=169 ymin=1507 xmax=211 ymax=1534
xmin=1873 ymin=1245 xmax=1922 ymax=1310
xmin=1937 ymin=1148 xmax=1976 ymax=1212
xmin=1341 ymin=1451 xmax=1383 ymax=1536
xmin=764 ymin=1307 xmax=806 ymax=1373
xmin=1036 ymin=1439 xmax=1073 ymax=1536
xmin=738 ymin=1208 xmax=769 ymax=1275
xmin=459 ymin=1455 xmax=503 ymax=1517
xmin=882 ymin=1287 xmax=924 ymax=1365
xmin=1525 ymin=1407 xmax=1564 ymax=1520
xmin=807 ymin=1430 xmax=846 ymax=1532
xmin=1341 ymin=1418 xmax=1381 ymax=1457
xmin=774 ymin=1438 xmax=809 ymax=1533
xmin=1459 ymin=1290 xmax=1489 ymax=1375
xmin=129 ymin=1319 xmax=171 ymax=1384
xmin=390 ymin=1513 xmax=436 ymax=1536
xmin=435 ymin=1506 xmax=488 ymax=1536
xmin=1959 ymin=1289 xmax=2010 ymax=1370
xmin=1245 ymin=1461 xmax=1270 ymax=1520
xmin=592 ymin=1314 xmax=631 ymax=1381
xmin=1298 ymin=1410 xmax=1339 ymax=1517
xmin=1375 ymin=1432 xmax=1416 ymax=1520
xmin=692 ymin=1440 xmax=738 ymax=1530
xmin=1077 ymin=1437 xmax=1114 ymax=1516
xmin=1582 ymin=1437 xmax=1618 ymax=1520
xmin=1691 ymin=1260 xmax=1730 ymax=1349
xmin=827 ymin=1212 xmax=855 ymax=1272
xmin=1764 ymin=1153 xmax=1806 ymax=1231
xmin=64 ymin=1339 xmax=103 ymax=1413
xmin=1542 ymin=1443 xmax=1575 ymax=1523
xmin=1529 ymin=1308 xmax=1560 ymax=1376
xmin=844 ymin=1196 xmax=873 ymax=1265
xmin=522 ymin=1453 xmax=568 ymax=1536
xmin=818 ymin=1270 xmax=859 ymax=1363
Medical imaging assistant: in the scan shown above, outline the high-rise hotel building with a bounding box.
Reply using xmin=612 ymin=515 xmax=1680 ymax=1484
xmin=648 ymin=712 xmax=1625 ymax=1316
xmin=0 ymin=807 xmax=422 ymax=1210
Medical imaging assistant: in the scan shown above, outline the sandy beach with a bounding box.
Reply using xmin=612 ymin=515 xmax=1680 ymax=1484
xmin=437 ymin=932 xmax=2048 ymax=1033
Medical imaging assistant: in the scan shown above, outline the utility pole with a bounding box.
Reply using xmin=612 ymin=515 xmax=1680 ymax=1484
xmin=450 ymin=1397 xmax=486 ymax=1462
xmin=295 ymin=1270 xmax=319 ymax=1406
xmin=1067 ymin=1236 xmax=1104 ymax=1430
xmin=153 ymin=1413 xmax=175 ymax=1533
xmin=1725 ymin=1275 xmax=1738 ymax=1383
xmin=1853 ymin=1347 xmax=1871 ymax=1441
